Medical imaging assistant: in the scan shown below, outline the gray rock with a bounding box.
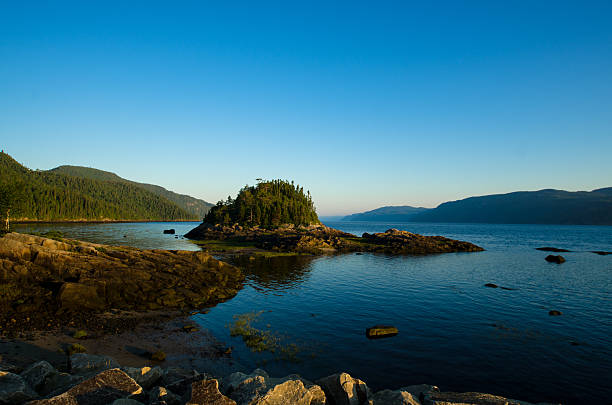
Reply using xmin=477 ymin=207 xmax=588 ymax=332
xmin=69 ymin=353 xmax=120 ymax=375
xmin=423 ymin=391 xmax=535 ymax=405
xmin=398 ymin=385 xmax=439 ymax=402
xmin=372 ymin=389 xmax=420 ymax=405
xmin=187 ymin=379 xmax=236 ymax=405
xmin=29 ymin=368 xmax=143 ymax=405
xmin=316 ymin=372 xmax=371 ymax=405
xmin=42 ymin=372 xmax=84 ymax=397
xmin=20 ymin=361 xmax=58 ymax=393
xmin=149 ymin=386 xmax=181 ymax=405
xmin=0 ymin=371 xmax=38 ymax=404
xmin=123 ymin=366 xmax=163 ymax=389
xmin=222 ymin=368 xmax=270 ymax=395
xmin=162 ymin=368 xmax=206 ymax=396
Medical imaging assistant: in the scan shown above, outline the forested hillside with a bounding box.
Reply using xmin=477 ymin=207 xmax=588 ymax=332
xmin=342 ymin=206 xmax=430 ymax=221
xmin=0 ymin=152 xmax=198 ymax=222
xmin=50 ymin=165 xmax=212 ymax=219
xmin=203 ymin=179 xmax=320 ymax=228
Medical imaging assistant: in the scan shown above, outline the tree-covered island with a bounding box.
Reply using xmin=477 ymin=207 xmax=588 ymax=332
xmin=186 ymin=180 xmax=484 ymax=255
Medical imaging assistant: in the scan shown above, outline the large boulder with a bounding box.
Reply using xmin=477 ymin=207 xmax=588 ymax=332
xmin=316 ymin=373 xmax=371 ymax=405
xmin=0 ymin=371 xmax=38 ymax=404
xmin=29 ymin=368 xmax=143 ymax=405
xmin=122 ymin=366 xmax=163 ymax=390
xmin=187 ymin=379 xmax=236 ymax=405
xmin=70 ymin=353 xmax=119 ymax=375
xmin=223 ymin=370 xmax=325 ymax=405
xmin=20 ymin=361 xmax=58 ymax=393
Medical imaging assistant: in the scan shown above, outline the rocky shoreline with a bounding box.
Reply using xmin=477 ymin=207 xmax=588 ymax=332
xmin=0 ymin=353 xmax=559 ymax=405
xmin=185 ymin=223 xmax=484 ymax=255
xmin=0 ymin=233 xmax=243 ymax=334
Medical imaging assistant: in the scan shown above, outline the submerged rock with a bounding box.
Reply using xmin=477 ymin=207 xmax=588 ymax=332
xmin=484 ymin=283 xmax=498 ymax=288
xmin=549 ymin=310 xmax=563 ymax=316
xmin=536 ymin=247 xmax=570 ymax=252
xmin=545 ymin=255 xmax=565 ymax=264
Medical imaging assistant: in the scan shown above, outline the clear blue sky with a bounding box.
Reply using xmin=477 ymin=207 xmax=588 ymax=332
xmin=1 ymin=1 xmax=611 ymax=215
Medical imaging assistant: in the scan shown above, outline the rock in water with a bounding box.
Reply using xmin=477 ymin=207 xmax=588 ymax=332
xmin=549 ymin=310 xmax=563 ymax=316
xmin=163 ymin=229 xmax=176 ymax=234
xmin=187 ymin=379 xmax=236 ymax=405
xmin=536 ymin=247 xmax=571 ymax=252
xmin=484 ymin=283 xmax=498 ymax=288
xmin=0 ymin=371 xmax=38 ymax=404
xmin=316 ymin=372 xmax=371 ymax=405
xmin=365 ymin=325 xmax=398 ymax=339
xmin=545 ymin=255 xmax=566 ymax=263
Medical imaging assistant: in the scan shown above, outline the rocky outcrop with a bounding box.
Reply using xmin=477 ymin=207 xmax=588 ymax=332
xmin=186 ymin=224 xmax=483 ymax=255
xmin=315 ymin=372 xmax=371 ymax=405
xmin=0 ymin=233 xmax=244 ymax=332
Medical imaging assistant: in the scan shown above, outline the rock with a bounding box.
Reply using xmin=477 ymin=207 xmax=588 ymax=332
xmin=20 ymin=361 xmax=58 ymax=393
xmin=42 ymin=372 xmax=84 ymax=397
xmin=163 ymin=229 xmax=176 ymax=235
xmin=398 ymin=385 xmax=439 ymax=402
xmin=422 ymin=390 xmax=532 ymax=405
xmin=224 ymin=370 xmax=325 ymax=405
xmin=536 ymin=247 xmax=570 ymax=252
xmin=70 ymin=353 xmax=120 ymax=375
xmin=591 ymin=251 xmax=611 ymax=255
xmin=29 ymin=368 xmax=142 ymax=405
xmin=255 ymin=379 xmax=326 ymax=405
xmin=0 ymin=371 xmax=38 ymax=404
xmin=372 ymin=389 xmax=420 ymax=405
xmin=365 ymin=326 xmax=398 ymax=339
xmin=187 ymin=379 xmax=236 ymax=405
xmin=59 ymin=283 xmax=106 ymax=311
xmin=72 ymin=330 xmax=87 ymax=339
xmin=151 ymin=351 xmax=166 ymax=362
xmin=149 ymin=386 xmax=181 ymax=405
xmin=123 ymin=366 xmax=163 ymax=389
xmin=112 ymin=400 xmax=144 ymax=405
xmin=549 ymin=310 xmax=562 ymax=316
xmin=67 ymin=344 xmax=87 ymax=356
xmin=484 ymin=283 xmax=498 ymax=288
xmin=545 ymin=255 xmax=565 ymax=264
xmin=162 ymin=368 xmax=205 ymax=396
xmin=316 ymin=372 xmax=372 ymax=405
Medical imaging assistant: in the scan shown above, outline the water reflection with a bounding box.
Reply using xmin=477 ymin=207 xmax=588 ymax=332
xmin=226 ymin=255 xmax=317 ymax=293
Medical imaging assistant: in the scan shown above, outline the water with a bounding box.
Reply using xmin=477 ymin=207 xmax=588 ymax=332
xmin=13 ymin=221 xmax=612 ymax=404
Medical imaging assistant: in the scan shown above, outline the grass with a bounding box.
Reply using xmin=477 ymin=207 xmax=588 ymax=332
xmin=29 ymin=230 xmax=65 ymax=241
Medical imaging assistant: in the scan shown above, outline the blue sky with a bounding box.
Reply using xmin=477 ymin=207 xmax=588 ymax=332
xmin=1 ymin=1 xmax=611 ymax=215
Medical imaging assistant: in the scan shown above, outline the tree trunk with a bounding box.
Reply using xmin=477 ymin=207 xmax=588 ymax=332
xmin=5 ymin=209 xmax=9 ymax=231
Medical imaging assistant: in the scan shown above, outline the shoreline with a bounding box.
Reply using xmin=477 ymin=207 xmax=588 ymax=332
xmin=13 ymin=219 xmax=201 ymax=224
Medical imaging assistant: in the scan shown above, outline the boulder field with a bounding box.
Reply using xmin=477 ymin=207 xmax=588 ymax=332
xmin=185 ymin=224 xmax=484 ymax=255
xmin=0 ymin=233 xmax=244 ymax=332
xmin=0 ymin=354 xmax=560 ymax=405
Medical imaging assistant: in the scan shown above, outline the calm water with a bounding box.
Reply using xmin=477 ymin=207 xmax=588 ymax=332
xmin=14 ymin=221 xmax=612 ymax=404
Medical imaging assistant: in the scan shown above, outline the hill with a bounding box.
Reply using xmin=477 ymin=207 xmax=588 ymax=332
xmin=0 ymin=152 xmax=203 ymax=222
xmin=50 ymin=165 xmax=212 ymax=219
xmin=409 ymin=188 xmax=612 ymax=225
xmin=342 ymin=206 xmax=430 ymax=222
xmin=202 ymin=179 xmax=320 ymax=228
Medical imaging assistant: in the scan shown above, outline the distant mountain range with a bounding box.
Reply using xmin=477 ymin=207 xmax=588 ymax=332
xmin=342 ymin=206 xmax=430 ymax=222
xmin=0 ymin=152 xmax=212 ymax=222
xmin=343 ymin=189 xmax=612 ymax=225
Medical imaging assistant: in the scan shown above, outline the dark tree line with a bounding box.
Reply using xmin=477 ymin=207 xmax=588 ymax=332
xmin=203 ymin=179 xmax=320 ymax=228
xmin=0 ymin=152 xmax=195 ymax=222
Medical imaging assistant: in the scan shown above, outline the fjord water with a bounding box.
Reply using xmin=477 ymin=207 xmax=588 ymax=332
xmin=14 ymin=221 xmax=612 ymax=404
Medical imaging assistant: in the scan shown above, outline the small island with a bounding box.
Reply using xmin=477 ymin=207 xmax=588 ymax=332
xmin=185 ymin=180 xmax=484 ymax=255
